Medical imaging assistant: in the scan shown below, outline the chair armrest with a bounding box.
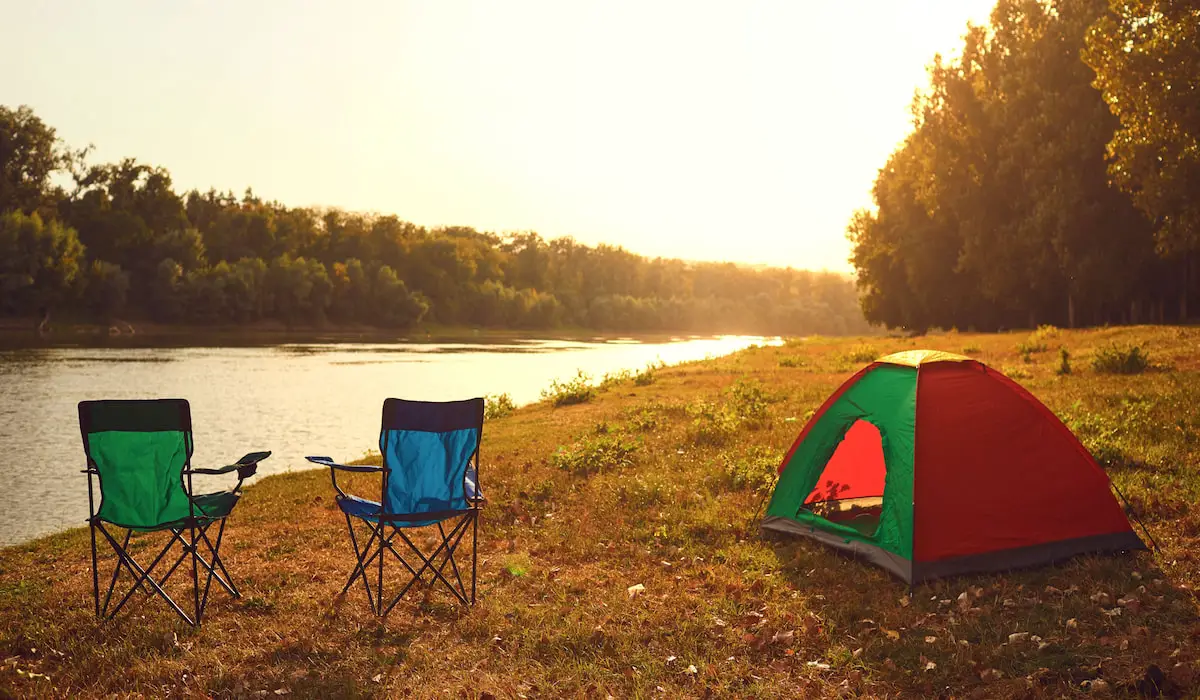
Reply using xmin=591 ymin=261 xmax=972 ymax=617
xmin=305 ymin=456 xmax=384 ymax=473
xmin=188 ymin=451 xmax=271 ymax=479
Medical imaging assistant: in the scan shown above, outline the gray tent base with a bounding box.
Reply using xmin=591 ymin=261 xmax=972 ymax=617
xmin=762 ymin=515 xmax=1146 ymax=585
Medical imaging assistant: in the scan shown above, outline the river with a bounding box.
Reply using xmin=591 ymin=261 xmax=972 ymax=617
xmin=0 ymin=334 xmax=776 ymax=546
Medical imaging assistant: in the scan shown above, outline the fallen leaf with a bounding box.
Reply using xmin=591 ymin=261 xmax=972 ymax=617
xmin=925 ymin=636 xmax=937 ymax=643
xmin=980 ymin=668 xmax=1003 ymax=681
xmin=924 ymin=660 xmax=937 ymax=672
xmin=771 ymin=630 xmax=795 ymax=645
xmin=685 ymin=665 xmax=698 ymax=675
xmin=883 ymin=628 xmax=900 ymax=641
xmin=627 ymin=583 xmax=645 ymax=598
xmin=899 ymin=596 xmax=910 ymax=607
xmin=1008 ymin=632 xmax=1030 ymax=644
xmin=371 ymin=674 xmax=382 ymax=683
xmin=806 ymin=661 xmax=832 ymax=670
xmin=1066 ymin=618 xmax=1079 ymax=629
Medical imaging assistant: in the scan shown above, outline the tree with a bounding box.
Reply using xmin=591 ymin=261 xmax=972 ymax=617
xmin=0 ymin=211 xmax=85 ymax=316
xmin=0 ymin=105 xmax=69 ymax=217
xmin=1085 ymin=0 xmax=1200 ymax=318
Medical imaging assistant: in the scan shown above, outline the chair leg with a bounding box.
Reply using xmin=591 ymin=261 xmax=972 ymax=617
xmin=382 ymin=515 xmax=473 ymax=615
xmin=190 ymin=522 xmax=202 ymax=626
xmin=89 ymin=519 xmax=101 ymax=617
xmin=342 ymin=515 xmax=371 ymax=611
xmin=471 ymin=509 xmax=478 ymax=606
xmin=95 ymin=525 xmax=195 ymax=626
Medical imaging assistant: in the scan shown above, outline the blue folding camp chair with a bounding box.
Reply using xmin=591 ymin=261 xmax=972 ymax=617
xmin=307 ymin=397 xmax=483 ymax=615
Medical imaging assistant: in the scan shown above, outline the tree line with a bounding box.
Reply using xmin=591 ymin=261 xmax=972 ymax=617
xmin=0 ymin=105 xmax=871 ymax=336
xmin=849 ymin=0 xmax=1199 ymax=332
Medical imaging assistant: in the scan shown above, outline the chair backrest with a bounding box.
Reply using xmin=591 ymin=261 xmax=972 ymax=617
xmin=79 ymin=399 xmax=195 ymax=529
xmin=378 ymin=398 xmax=483 ymax=518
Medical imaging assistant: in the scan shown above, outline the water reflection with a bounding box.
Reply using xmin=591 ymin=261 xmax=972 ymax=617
xmin=0 ymin=335 xmax=778 ymax=546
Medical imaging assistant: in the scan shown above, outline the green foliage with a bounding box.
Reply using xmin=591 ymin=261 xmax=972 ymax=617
xmin=550 ymin=433 xmax=639 ymax=477
xmin=778 ymin=355 xmax=806 ymax=367
xmin=0 ymin=211 xmax=85 ymax=314
xmin=848 ymin=0 xmax=1176 ymax=331
xmin=0 ymin=105 xmax=879 ymax=335
xmin=840 ymin=344 xmax=876 ymax=364
xmin=84 ymin=261 xmax=130 ymax=320
xmin=598 ymin=368 xmax=633 ymax=391
xmin=1057 ymin=347 xmax=1072 ymax=376
xmin=541 ymin=370 xmax=597 ymax=407
xmin=484 ymin=393 xmax=516 ymax=420
xmin=1091 ymin=344 xmax=1150 ymax=374
xmin=721 ymin=446 xmax=780 ymax=494
xmin=686 ymin=380 xmax=774 ymax=447
xmin=1084 ymin=0 xmax=1200 ymax=261
xmin=633 ymin=360 xmax=662 ymax=386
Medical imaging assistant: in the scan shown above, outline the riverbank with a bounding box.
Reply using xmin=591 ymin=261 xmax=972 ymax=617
xmin=0 ymin=316 xmax=758 ymax=350
xmin=2 ymin=326 xmax=1199 ymax=697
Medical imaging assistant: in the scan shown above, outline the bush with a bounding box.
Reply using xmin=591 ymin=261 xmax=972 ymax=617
xmin=840 ymin=344 xmax=877 ymax=364
xmin=633 ymin=360 xmax=663 ymax=386
xmin=551 ymin=434 xmax=640 ymax=476
xmin=598 ymin=369 xmax=633 ymax=391
xmin=541 ymin=369 xmax=597 ymax=406
xmin=722 ymin=447 xmax=781 ymax=494
xmin=778 ymin=355 xmax=806 ymax=367
xmin=728 ymin=378 xmax=771 ymax=425
xmin=1091 ymin=344 xmax=1149 ymax=374
xmin=1056 ymin=348 xmax=1071 ymax=376
xmin=485 ymin=393 xmax=516 ymax=420
xmin=961 ymin=345 xmax=981 ymax=355
xmin=689 ymin=407 xmax=741 ymax=447
xmin=1031 ymin=324 xmax=1060 ymax=342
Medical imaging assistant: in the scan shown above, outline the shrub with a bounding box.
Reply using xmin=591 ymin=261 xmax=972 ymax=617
xmin=551 ymin=434 xmax=640 ymax=476
xmin=778 ymin=355 xmax=806 ymax=367
xmin=728 ymin=378 xmax=771 ymax=426
xmin=1091 ymin=344 xmax=1149 ymax=375
xmin=484 ymin=393 xmax=516 ymax=420
xmin=961 ymin=345 xmax=981 ymax=355
xmin=599 ymin=368 xmax=633 ymax=391
xmin=1056 ymin=348 xmax=1071 ymax=376
xmin=627 ymin=407 xmax=661 ymax=432
xmin=1030 ymin=324 xmax=1060 ymax=342
xmin=1016 ymin=339 xmax=1048 ymax=356
xmin=840 ymin=344 xmax=876 ymax=364
xmin=541 ymin=369 xmax=597 ymax=406
xmin=722 ymin=447 xmax=780 ymax=494
xmin=634 ymin=360 xmax=663 ymax=386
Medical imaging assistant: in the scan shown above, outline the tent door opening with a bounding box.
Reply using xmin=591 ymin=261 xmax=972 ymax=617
xmin=801 ymin=419 xmax=887 ymax=537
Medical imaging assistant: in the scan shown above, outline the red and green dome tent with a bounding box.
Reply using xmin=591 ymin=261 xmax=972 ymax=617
xmin=762 ymin=350 xmax=1145 ymax=583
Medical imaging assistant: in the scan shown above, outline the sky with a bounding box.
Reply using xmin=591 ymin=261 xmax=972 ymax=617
xmin=1 ymin=1 xmax=996 ymax=272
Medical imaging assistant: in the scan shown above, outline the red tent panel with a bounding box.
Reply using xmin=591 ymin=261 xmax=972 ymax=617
xmin=805 ymin=419 xmax=886 ymax=504
xmin=912 ymin=363 xmax=1134 ymax=563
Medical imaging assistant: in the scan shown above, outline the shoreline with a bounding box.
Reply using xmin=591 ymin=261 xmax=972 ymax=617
xmin=0 ymin=317 xmax=761 ymax=350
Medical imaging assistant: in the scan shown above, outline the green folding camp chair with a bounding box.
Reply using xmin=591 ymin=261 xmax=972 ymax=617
xmin=78 ymin=399 xmax=270 ymax=626
xmin=306 ymin=397 xmax=484 ymax=616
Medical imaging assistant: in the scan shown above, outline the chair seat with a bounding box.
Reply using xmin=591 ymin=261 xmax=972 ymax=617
xmin=192 ymin=491 xmax=240 ymax=519
xmin=103 ymin=491 xmax=241 ymax=532
xmin=337 ymin=495 xmax=472 ymax=528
